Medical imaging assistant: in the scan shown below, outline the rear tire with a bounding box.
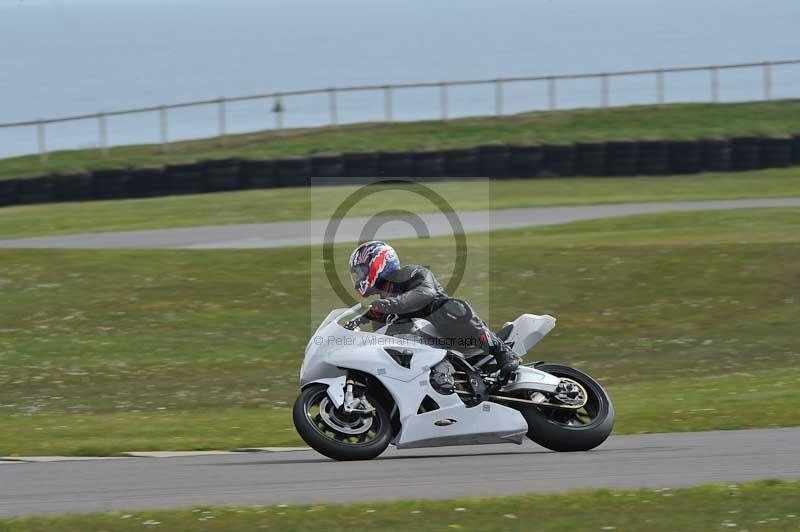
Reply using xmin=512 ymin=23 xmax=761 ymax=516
xmin=519 ymin=364 xmax=614 ymax=452
xmin=293 ymin=384 xmax=392 ymax=461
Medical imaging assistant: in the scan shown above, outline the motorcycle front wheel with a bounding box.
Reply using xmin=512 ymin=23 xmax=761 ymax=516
xmin=518 ymin=364 xmax=614 ymax=452
xmin=293 ymin=384 xmax=392 ymax=461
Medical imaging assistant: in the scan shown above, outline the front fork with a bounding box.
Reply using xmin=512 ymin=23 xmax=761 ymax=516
xmin=305 ymin=373 xmax=376 ymax=413
xmin=342 ymin=375 xmax=375 ymax=414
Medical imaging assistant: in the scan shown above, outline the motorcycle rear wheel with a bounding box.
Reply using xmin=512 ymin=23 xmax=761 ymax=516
xmin=518 ymin=364 xmax=614 ymax=452
xmin=293 ymin=384 xmax=392 ymax=461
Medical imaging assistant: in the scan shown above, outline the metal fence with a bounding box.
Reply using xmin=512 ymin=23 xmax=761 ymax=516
xmin=2 ymin=59 xmax=799 ymax=165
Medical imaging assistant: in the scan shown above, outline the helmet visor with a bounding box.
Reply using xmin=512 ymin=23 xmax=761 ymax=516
xmin=350 ymin=264 xmax=370 ymax=294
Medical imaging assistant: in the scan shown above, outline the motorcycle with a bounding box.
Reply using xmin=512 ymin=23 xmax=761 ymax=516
xmin=293 ymin=304 xmax=614 ymax=461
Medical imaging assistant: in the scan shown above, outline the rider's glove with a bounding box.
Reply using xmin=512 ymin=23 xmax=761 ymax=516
xmin=369 ymin=299 xmax=393 ymax=316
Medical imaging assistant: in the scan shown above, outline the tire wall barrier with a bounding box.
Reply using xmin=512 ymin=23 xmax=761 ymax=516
xmin=637 ymin=141 xmax=670 ymax=175
xmin=731 ymin=137 xmax=762 ymax=171
xmin=669 ymin=140 xmax=703 ymax=174
xmin=239 ymin=159 xmax=275 ymax=189
xmin=478 ymin=145 xmax=510 ymax=178
xmin=575 ymin=142 xmax=606 ymax=176
xmin=167 ymin=163 xmax=205 ymax=195
xmin=703 ymin=139 xmax=733 ymax=172
xmin=444 ymin=148 xmax=480 ymax=178
xmin=92 ymin=169 xmax=131 ymax=200
xmin=129 ymin=168 xmax=168 ymax=198
xmin=413 ymin=151 xmax=446 ymax=181
xmin=204 ymin=158 xmax=242 ymax=192
xmin=542 ymin=144 xmax=575 ymax=177
xmin=793 ymin=135 xmax=800 ymax=165
xmin=509 ymin=145 xmax=543 ymax=178
xmin=3 ymin=134 xmax=800 ymax=207
xmin=606 ymin=141 xmax=638 ymax=176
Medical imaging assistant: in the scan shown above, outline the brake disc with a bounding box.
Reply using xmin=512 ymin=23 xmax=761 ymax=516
xmin=318 ymin=397 xmax=373 ymax=435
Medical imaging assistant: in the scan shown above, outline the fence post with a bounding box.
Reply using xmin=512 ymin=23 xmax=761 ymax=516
xmin=763 ymin=62 xmax=772 ymax=101
xmin=601 ymin=75 xmax=609 ymax=108
xmin=440 ymin=82 xmax=449 ymax=120
xmin=547 ymin=77 xmax=557 ymax=110
xmin=710 ymin=67 xmax=720 ymax=103
xmin=217 ymin=98 xmax=227 ymax=146
xmin=383 ymin=86 xmax=393 ymax=122
xmin=656 ymin=69 xmax=665 ymax=104
xmin=36 ymin=119 xmax=48 ymax=165
xmin=159 ymin=106 xmax=169 ymax=153
xmin=98 ymin=112 xmax=109 ymax=159
xmin=494 ymin=80 xmax=503 ymax=116
xmin=328 ymin=88 xmax=338 ymax=125
xmin=273 ymin=95 xmax=284 ymax=130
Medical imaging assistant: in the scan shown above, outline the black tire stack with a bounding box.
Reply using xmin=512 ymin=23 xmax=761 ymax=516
xmin=669 ymin=140 xmax=704 ymax=174
xmin=508 ymin=145 xmax=543 ymax=178
xmin=127 ymin=167 xmax=166 ymax=198
xmin=413 ymin=151 xmax=446 ymax=180
xmin=478 ymin=145 xmax=510 ymax=179
xmin=310 ymin=156 xmax=345 ymax=185
xmin=793 ymin=135 xmax=800 ymax=166
xmin=443 ymin=148 xmax=480 ymax=178
xmin=606 ymin=141 xmax=639 ymax=176
xmin=0 ymin=179 xmax=18 ymax=207
xmin=54 ymin=172 xmax=94 ymax=202
xmin=239 ymin=159 xmax=275 ymax=189
xmin=3 ymin=132 xmax=800 ymax=208
xmin=167 ymin=163 xmax=206 ymax=195
xmin=731 ymin=137 xmax=762 ymax=171
xmin=204 ymin=159 xmax=242 ymax=192
xmin=343 ymin=152 xmax=380 ymax=177
xmin=16 ymin=176 xmax=55 ymax=204
xmin=92 ymin=169 xmax=132 ymax=200
xmin=637 ymin=141 xmax=670 ymax=175
xmin=575 ymin=142 xmax=606 ymax=176
xmin=761 ymin=137 xmax=794 ymax=168
xmin=541 ymin=144 xmax=575 ymax=177
xmin=703 ymin=139 xmax=733 ymax=172
xmin=274 ymin=159 xmax=311 ymax=188
xmin=379 ymin=152 xmax=415 ymax=178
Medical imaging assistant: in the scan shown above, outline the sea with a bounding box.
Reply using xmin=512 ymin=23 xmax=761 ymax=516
xmin=0 ymin=0 xmax=798 ymax=157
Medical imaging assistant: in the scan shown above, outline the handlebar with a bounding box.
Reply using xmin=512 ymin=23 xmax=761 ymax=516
xmin=343 ymin=313 xmax=371 ymax=330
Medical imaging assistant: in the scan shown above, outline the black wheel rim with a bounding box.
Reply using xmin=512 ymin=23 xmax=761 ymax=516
xmin=303 ymin=389 xmax=384 ymax=445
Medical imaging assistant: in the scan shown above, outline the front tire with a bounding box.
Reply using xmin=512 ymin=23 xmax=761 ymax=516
xmin=519 ymin=364 xmax=614 ymax=452
xmin=293 ymin=384 xmax=392 ymax=461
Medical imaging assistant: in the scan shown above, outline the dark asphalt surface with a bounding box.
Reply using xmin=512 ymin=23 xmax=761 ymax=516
xmin=2 ymin=198 xmax=799 ymax=249
xmin=1 ymin=428 xmax=798 ymax=517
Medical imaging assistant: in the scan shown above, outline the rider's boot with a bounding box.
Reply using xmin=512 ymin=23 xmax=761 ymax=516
xmin=479 ymin=331 xmax=520 ymax=389
xmin=494 ymin=346 xmax=520 ymax=386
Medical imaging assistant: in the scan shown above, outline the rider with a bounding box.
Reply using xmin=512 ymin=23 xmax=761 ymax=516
xmin=345 ymin=240 xmax=520 ymax=386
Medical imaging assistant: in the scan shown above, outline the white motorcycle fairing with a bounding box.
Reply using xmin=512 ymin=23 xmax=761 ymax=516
xmin=300 ymin=305 xmax=529 ymax=449
xmin=295 ymin=305 xmax=615 ymax=458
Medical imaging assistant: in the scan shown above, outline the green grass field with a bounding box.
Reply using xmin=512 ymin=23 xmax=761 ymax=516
xmin=2 ymin=168 xmax=800 ymax=239
xmin=1 ymin=480 xmax=798 ymax=531
xmin=2 ymin=99 xmax=800 ymax=180
xmin=1 ymin=207 xmax=798 ymax=455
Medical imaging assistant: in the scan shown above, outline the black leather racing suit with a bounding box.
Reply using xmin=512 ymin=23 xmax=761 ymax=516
xmin=366 ymin=265 xmax=519 ymax=375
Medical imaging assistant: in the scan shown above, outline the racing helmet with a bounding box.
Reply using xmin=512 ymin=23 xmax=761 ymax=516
xmin=348 ymin=241 xmax=400 ymax=297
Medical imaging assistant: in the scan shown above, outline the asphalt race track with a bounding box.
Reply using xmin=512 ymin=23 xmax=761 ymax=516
xmin=1 ymin=428 xmax=799 ymax=517
xmin=1 ymin=198 xmax=799 ymax=249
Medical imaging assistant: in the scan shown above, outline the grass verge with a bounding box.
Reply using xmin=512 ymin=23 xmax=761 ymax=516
xmin=2 ymin=100 xmax=800 ymax=179
xmin=2 ymin=168 xmax=800 ymax=239
xmin=1 ymin=480 xmax=798 ymax=531
xmin=0 ymin=208 xmax=798 ymax=455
